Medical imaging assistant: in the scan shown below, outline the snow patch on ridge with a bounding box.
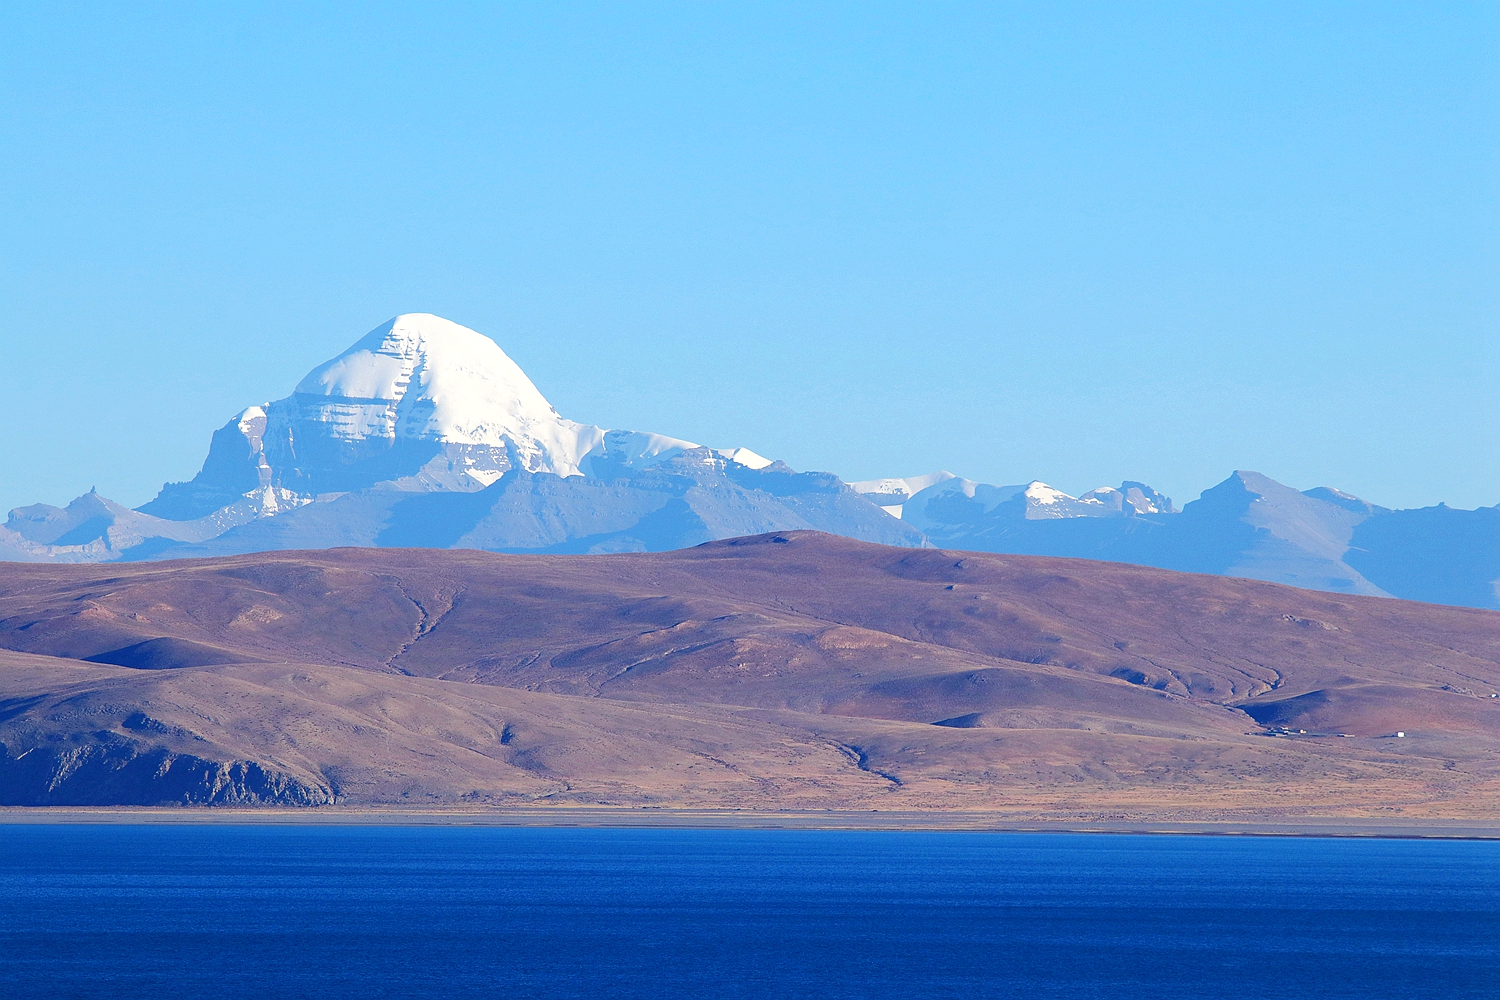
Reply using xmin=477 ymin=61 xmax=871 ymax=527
xmin=849 ymin=471 xmax=957 ymax=501
xmin=849 ymin=472 xmax=958 ymax=516
xmin=237 ymin=406 xmax=266 ymax=436
xmin=717 ymin=448 xmax=772 ymax=470
xmin=1022 ymin=481 xmax=1074 ymax=505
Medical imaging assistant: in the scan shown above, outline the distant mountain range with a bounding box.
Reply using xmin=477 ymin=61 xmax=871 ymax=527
xmin=3 ymin=313 xmax=1496 ymax=609
xmin=853 ymin=471 xmax=1500 ymax=609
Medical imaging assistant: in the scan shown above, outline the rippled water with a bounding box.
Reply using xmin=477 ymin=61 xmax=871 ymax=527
xmin=1 ymin=824 xmax=1496 ymax=999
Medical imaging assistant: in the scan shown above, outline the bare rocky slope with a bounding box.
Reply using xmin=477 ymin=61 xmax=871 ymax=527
xmin=0 ymin=532 xmax=1496 ymax=818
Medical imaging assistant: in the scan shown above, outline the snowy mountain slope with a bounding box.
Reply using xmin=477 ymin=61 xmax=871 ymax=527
xmin=143 ymin=315 xmax=584 ymax=515
xmin=1080 ymin=482 xmax=1177 ymax=515
xmin=278 ymin=313 xmax=602 ymax=488
xmin=0 ymin=313 xmax=869 ymax=562
xmin=0 ymin=312 xmax=903 ymax=561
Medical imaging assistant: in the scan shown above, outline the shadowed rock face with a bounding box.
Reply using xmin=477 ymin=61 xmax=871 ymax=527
xmin=0 ymin=740 xmax=332 ymax=806
xmin=84 ymin=637 xmax=264 ymax=670
xmin=0 ymin=532 xmax=1496 ymax=815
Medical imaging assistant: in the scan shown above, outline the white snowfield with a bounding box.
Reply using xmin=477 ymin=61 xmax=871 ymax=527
xmin=1078 ymin=484 xmax=1167 ymax=514
xmin=849 ymin=473 xmax=1160 ymax=522
xmin=207 ymin=315 xmax=1223 ymax=545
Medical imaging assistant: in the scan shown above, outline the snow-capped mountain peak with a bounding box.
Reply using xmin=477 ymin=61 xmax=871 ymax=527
xmin=293 ymin=313 xmax=576 ymax=453
xmin=139 ymin=314 xmax=785 ymax=520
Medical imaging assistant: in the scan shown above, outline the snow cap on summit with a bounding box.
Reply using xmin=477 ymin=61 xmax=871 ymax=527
xmin=293 ymin=313 xmax=593 ymax=464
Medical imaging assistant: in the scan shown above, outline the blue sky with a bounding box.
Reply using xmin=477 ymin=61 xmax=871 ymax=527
xmin=2 ymin=3 xmax=1495 ymax=514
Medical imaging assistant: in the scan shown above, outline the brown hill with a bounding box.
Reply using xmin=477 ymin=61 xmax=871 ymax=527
xmin=1 ymin=531 xmax=1497 ymax=820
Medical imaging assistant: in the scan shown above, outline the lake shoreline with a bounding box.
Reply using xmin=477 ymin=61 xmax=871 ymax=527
xmin=3 ymin=807 xmax=1498 ymax=839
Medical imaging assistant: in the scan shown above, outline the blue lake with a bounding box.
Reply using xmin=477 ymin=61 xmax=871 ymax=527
xmin=0 ymin=825 xmax=1496 ymax=999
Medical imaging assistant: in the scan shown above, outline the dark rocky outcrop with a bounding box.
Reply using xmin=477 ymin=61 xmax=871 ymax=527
xmin=0 ymin=738 xmax=332 ymax=806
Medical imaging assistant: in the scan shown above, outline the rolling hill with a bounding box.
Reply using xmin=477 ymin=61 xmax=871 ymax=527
xmin=1 ymin=532 xmax=1496 ymax=819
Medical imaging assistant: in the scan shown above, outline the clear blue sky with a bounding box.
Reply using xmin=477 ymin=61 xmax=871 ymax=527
xmin=2 ymin=3 xmax=1496 ymax=514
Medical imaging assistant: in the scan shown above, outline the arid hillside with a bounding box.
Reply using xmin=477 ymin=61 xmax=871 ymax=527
xmin=1 ymin=532 xmax=1497 ymax=819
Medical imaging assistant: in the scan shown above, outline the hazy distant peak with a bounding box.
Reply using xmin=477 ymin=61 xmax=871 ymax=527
xmin=1228 ymin=469 xmax=1284 ymax=492
xmin=1303 ymin=486 xmax=1390 ymax=516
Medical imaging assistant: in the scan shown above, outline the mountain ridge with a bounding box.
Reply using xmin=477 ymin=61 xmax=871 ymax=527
xmin=849 ymin=468 xmax=1499 ymax=608
xmin=3 ymin=313 xmax=1496 ymax=609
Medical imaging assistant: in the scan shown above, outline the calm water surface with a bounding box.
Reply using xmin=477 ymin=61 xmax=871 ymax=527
xmin=0 ymin=825 xmax=1496 ymax=999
